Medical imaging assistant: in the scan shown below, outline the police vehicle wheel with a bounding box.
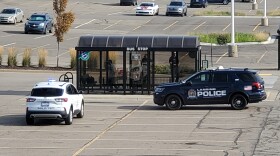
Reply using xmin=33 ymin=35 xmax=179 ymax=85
xmin=230 ymin=94 xmax=247 ymax=110
xmin=65 ymin=107 xmax=73 ymax=125
xmin=77 ymin=102 xmax=84 ymax=118
xmin=165 ymin=94 xmax=182 ymax=110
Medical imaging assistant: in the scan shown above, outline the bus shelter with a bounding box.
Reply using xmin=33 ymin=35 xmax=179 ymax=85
xmin=75 ymin=35 xmax=201 ymax=94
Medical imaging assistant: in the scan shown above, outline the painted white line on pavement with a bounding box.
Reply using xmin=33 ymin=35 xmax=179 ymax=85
xmin=72 ymin=100 xmax=148 ymax=156
xmin=163 ymin=21 xmax=178 ymax=30
xmin=104 ymin=20 xmax=122 ymax=30
xmin=0 ymin=138 xmax=90 ymax=141
xmin=33 ymin=34 xmax=53 ymax=39
xmin=66 ymin=36 xmax=80 ymax=40
xmin=2 ymin=43 xmax=16 ymax=47
xmin=1 ymin=34 xmax=16 ymax=37
xmin=75 ymin=19 xmax=96 ymax=29
xmin=253 ymin=22 xmax=261 ymax=32
xmin=108 ymin=12 xmax=123 ymax=16
xmin=58 ymin=51 xmax=69 ymax=57
xmin=133 ymin=19 xmax=152 ymax=31
xmin=257 ymin=50 xmax=268 ymax=63
xmin=193 ymin=21 xmax=206 ymax=30
xmin=215 ymin=52 xmax=228 ymax=64
xmin=223 ymin=23 xmax=231 ymax=31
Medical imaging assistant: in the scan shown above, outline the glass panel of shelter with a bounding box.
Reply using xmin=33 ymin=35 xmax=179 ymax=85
xmin=78 ymin=50 xmax=196 ymax=93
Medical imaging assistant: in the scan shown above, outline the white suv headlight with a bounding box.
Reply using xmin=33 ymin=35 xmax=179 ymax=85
xmin=155 ymin=87 xmax=165 ymax=92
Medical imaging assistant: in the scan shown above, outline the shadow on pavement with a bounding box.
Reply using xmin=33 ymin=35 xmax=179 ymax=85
xmin=0 ymin=114 xmax=65 ymax=126
xmin=118 ymin=105 xmax=247 ymax=110
xmin=0 ymin=90 xmax=30 ymax=96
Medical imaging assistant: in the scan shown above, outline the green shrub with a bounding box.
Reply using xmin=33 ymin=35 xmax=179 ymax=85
xmin=7 ymin=47 xmax=17 ymax=67
xmin=193 ymin=32 xmax=269 ymax=44
xmin=22 ymin=48 xmax=31 ymax=67
xmin=155 ymin=64 xmax=170 ymax=74
xmin=38 ymin=48 xmax=47 ymax=67
xmin=217 ymin=34 xmax=230 ymax=45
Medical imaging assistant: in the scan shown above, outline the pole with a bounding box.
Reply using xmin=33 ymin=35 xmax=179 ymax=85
xmin=261 ymin=0 xmax=268 ymax=26
xmin=231 ymin=0 xmax=235 ymax=44
xmin=228 ymin=0 xmax=238 ymax=57
xmin=278 ymin=36 xmax=280 ymax=70
xmin=252 ymin=0 xmax=258 ymax=10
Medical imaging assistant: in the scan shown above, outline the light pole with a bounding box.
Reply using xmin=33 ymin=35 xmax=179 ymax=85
xmin=261 ymin=0 xmax=268 ymax=26
xmin=228 ymin=0 xmax=238 ymax=57
xmin=252 ymin=0 xmax=258 ymax=10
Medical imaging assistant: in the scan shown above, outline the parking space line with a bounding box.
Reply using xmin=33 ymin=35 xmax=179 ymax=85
xmin=1 ymin=34 xmax=16 ymax=37
xmin=2 ymin=43 xmax=16 ymax=47
xmin=252 ymin=22 xmax=261 ymax=32
xmin=133 ymin=19 xmax=152 ymax=31
xmin=66 ymin=36 xmax=80 ymax=40
xmin=193 ymin=21 xmax=206 ymax=30
xmin=163 ymin=21 xmax=178 ymax=30
xmin=223 ymin=23 xmax=231 ymax=32
xmin=215 ymin=52 xmax=228 ymax=64
xmin=74 ymin=19 xmax=96 ymax=29
xmin=108 ymin=12 xmax=123 ymax=16
xmin=257 ymin=51 xmax=268 ymax=63
xmin=17 ymin=44 xmax=50 ymax=56
xmin=58 ymin=50 xmax=69 ymax=57
xmin=104 ymin=20 xmax=122 ymax=30
xmin=72 ymin=100 xmax=148 ymax=156
xmin=33 ymin=34 xmax=53 ymax=39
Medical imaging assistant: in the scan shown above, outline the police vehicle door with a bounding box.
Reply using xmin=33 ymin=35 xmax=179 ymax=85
xmin=205 ymin=72 xmax=230 ymax=104
xmin=183 ymin=72 xmax=211 ymax=104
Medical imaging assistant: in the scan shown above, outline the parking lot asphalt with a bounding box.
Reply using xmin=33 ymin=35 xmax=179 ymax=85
xmin=0 ymin=0 xmax=280 ymax=155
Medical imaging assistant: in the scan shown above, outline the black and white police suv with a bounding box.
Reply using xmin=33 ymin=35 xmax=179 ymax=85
xmin=26 ymin=80 xmax=84 ymax=125
xmin=153 ymin=67 xmax=267 ymax=110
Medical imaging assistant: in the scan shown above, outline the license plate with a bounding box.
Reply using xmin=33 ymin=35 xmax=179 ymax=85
xmin=41 ymin=102 xmax=49 ymax=107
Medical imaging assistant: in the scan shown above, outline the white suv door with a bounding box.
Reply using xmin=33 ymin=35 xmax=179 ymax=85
xmin=66 ymin=85 xmax=79 ymax=111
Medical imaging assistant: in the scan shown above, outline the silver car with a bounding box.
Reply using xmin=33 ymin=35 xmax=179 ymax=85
xmin=166 ymin=0 xmax=187 ymax=17
xmin=0 ymin=7 xmax=24 ymax=24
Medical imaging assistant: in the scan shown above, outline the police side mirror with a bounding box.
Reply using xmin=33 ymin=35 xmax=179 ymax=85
xmin=78 ymin=90 xmax=83 ymax=94
xmin=186 ymin=81 xmax=192 ymax=86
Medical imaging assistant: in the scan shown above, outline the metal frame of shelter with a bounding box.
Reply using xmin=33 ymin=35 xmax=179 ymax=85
xmin=75 ymin=35 xmax=201 ymax=94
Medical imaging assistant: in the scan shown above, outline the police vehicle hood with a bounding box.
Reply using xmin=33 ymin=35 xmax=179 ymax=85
xmin=157 ymin=82 xmax=181 ymax=87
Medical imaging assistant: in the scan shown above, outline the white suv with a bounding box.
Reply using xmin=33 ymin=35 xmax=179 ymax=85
xmin=26 ymin=80 xmax=84 ymax=125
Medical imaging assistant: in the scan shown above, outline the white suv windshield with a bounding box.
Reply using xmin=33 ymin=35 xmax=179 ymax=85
xmin=31 ymin=88 xmax=63 ymax=97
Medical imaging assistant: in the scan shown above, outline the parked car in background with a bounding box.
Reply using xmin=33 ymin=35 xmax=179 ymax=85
xmin=136 ymin=2 xmax=159 ymax=16
xmin=190 ymin=0 xmax=208 ymax=8
xmin=0 ymin=7 xmax=24 ymax=24
xmin=207 ymin=0 xmax=230 ymax=5
xmin=277 ymin=25 xmax=280 ymax=35
xmin=24 ymin=13 xmax=53 ymax=34
xmin=166 ymin=0 xmax=187 ymax=17
xmin=120 ymin=0 xmax=138 ymax=6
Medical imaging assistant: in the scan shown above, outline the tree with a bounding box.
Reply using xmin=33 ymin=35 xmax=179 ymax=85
xmin=53 ymin=0 xmax=75 ymax=67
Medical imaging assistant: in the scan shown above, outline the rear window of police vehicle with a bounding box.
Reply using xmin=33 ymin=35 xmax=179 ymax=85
xmin=236 ymin=72 xmax=262 ymax=82
xmin=31 ymin=88 xmax=63 ymax=97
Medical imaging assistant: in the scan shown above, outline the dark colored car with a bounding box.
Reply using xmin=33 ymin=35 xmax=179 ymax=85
xmin=24 ymin=13 xmax=53 ymax=34
xmin=190 ymin=0 xmax=208 ymax=8
xmin=153 ymin=67 xmax=267 ymax=110
xmin=120 ymin=0 xmax=137 ymax=6
xmin=208 ymin=0 xmax=230 ymax=5
xmin=277 ymin=25 xmax=280 ymax=35
xmin=166 ymin=0 xmax=187 ymax=16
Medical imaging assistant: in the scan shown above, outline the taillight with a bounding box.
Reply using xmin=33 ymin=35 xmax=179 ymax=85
xmin=252 ymin=82 xmax=261 ymax=89
xmin=55 ymin=98 xmax=68 ymax=102
xmin=26 ymin=98 xmax=36 ymax=102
